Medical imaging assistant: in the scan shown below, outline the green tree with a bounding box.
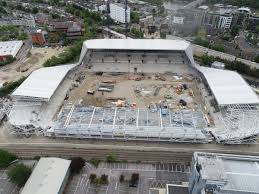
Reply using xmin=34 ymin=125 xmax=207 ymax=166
xmin=131 ymin=11 xmax=140 ymax=23
xmin=231 ymin=25 xmax=240 ymax=37
xmin=69 ymin=157 xmax=85 ymax=174
xmin=32 ymin=7 xmax=39 ymax=14
xmin=0 ymin=77 xmax=26 ymax=97
xmin=200 ymin=54 xmax=215 ymax=67
xmin=160 ymin=32 xmax=166 ymax=39
xmin=106 ymin=153 xmax=117 ymax=163
xmin=8 ymin=164 xmax=32 ymax=186
xmin=0 ymin=149 xmax=17 ymax=167
xmin=131 ymin=28 xmax=144 ymax=38
xmin=255 ymin=25 xmax=259 ymax=33
xmin=18 ymin=32 xmax=28 ymax=40
xmin=254 ymin=55 xmax=259 ymax=63
xmin=194 ymin=37 xmax=210 ymax=47
xmin=89 ymin=158 xmax=101 ymax=168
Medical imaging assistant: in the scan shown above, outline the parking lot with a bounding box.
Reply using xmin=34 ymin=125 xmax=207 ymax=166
xmin=65 ymin=162 xmax=190 ymax=194
xmin=0 ymin=170 xmax=20 ymax=194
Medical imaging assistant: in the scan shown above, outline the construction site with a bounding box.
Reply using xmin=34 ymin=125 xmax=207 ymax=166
xmin=4 ymin=39 xmax=259 ymax=144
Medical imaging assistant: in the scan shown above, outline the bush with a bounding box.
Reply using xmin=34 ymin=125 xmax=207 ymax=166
xmin=0 ymin=56 xmax=16 ymax=66
xmin=7 ymin=164 xmax=31 ymax=186
xmin=100 ymin=174 xmax=108 ymax=184
xmin=0 ymin=77 xmax=26 ymax=97
xmin=70 ymin=157 xmax=85 ymax=174
xmin=0 ymin=149 xmax=17 ymax=167
xmin=194 ymin=37 xmax=210 ymax=47
xmin=129 ymin=173 xmax=139 ymax=187
xmin=254 ymin=55 xmax=259 ymax=63
xmin=89 ymin=158 xmax=101 ymax=168
xmin=120 ymin=175 xmax=124 ymax=182
xmin=43 ymin=40 xmax=83 ymax=67
xmin=131 ymin=28 xmax=144 ymax=38
xmin=89 ymin=173 xmax=96 ymax=182
xmin=106 ymin=153 xmax=117 ymax=163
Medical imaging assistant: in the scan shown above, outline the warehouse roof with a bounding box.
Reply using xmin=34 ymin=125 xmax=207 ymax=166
xmin=21 ymin=157 xmax=71 ymax=194
xmin=198 ymin=67 xmax=259 ymax=105
xmin=194 ymin=152 xmax=259 ymax=193
xmin=0 ymin=40 xmax=23 ymax=57
xmin=12 ymin=64 xmax=75 ymax=101
xmin=83 ymin=39 xmax=190 ymax=51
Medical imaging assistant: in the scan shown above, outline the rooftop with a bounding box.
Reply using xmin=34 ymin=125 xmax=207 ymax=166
xmin=21 ymin=157 xmax=71 ymax=194
xmin=198 ymin=66 xmax=259 ymax=105
xmin=83 ymin=39 xmax=191 ymax=52
xmin=194 ymin=152 xmax=259 ymax=193
xmin=12 ymin=64 xmax=75 ymax=101
xmin=0 ymin=40 xmax=23 ymax=57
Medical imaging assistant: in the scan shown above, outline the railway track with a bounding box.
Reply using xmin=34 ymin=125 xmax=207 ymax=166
xmin=1 ymin=142 xmax=259 ymax=163
xmin=0 ymin=144 xmax=192 ymax=163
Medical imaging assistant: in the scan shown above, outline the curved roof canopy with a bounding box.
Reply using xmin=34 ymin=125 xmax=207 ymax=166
xmin=83 ymin=39 xmax=191 ymax=51
xmin=12 ymin=64 xmax=75 ymax=101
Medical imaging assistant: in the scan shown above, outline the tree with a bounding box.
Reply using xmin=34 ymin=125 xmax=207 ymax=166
xmin=69 ymin=157 xmax=85 ymax=174
xmin=89 ymin=173 xmax=96 ymax=182
xmin=160 ymin=32 xmax=166 ymax=39
xmin=0 ymin=149 xmax=17 ymax=167
xmin=194 ymin=37 xmax=210 ymax=47
xmin=120 ymin=175 xmax=124 ymax=182
xmin=131 ymin=11 xmax=140 ymax=23
xmin=200 ymin=54 xmax=215 ymax=67
xmin=254 ymin=55 xmax=259 ymax=63
xmin=8 ymin=164 xmax=31 ymax=186
xmin=131 ymin=28 xmax=144 ymax=38
xmin=89 ymin=158 xmax=101 ymax=168
xmin=0 ymin=1 xmax=7 ymax=6
xmin=18 ymin=32 xmax=28 ymax=40
xmin=100 ymin=174 xmax=108 ymax=184
xmin=32 ymin=7 xmax=39 ymax=14
xmin=129 ymin=173 xmax=139 ymax=187
xmin=106 ymin=153 xmax=117 ymax=163
xmin=231 ymin=25 xmax=240 ymax=37
xmin=256 ymin=25 xmax=259 ymax=33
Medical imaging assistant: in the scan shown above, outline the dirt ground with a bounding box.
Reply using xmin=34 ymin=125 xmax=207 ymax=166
xmin=0 ymin=47 xmax=65 ymax=85
xmin=67 ymin=71 xmax=204 ymax=109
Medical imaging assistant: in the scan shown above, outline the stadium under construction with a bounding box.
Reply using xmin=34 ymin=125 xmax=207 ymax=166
xmin=7 ymin=39 xmax=259 ymax=144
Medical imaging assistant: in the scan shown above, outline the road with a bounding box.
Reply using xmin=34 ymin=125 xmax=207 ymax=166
xmin=192 ymin=44 xmax=259 ymax=69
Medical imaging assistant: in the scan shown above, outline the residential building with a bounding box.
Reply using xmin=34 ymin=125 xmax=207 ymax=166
xmin=31 ymin=30 xmax=47 ymax=45
xmin=0 ymin=16 xmax=36 ymax=27
xmin=109 ymin=3 xmax=130 ymax=24
xmin=49 ymin=21 xmax=83 ymax=39
xmin=248 ymin=16 xmax=259 ymax=31
xmin=218 ymin=14 xmax=233 ymax=29
xmin=21 ymin=157 xmax=71 ymax=194
xmin=189 ymin=152 xmax=259 ymax=194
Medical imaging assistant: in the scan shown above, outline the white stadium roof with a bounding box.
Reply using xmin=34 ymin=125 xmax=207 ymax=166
xmin=0 ymin=40 xmax=23 ymax=57
xmin=21 ymin=157 xmax=71 ymax=194
xmin=12 ymin=64 xmax=75 ymax=101
xmin=198 ymin=66 xmax=259 ymax=105
xmin=83 ymin=39 xmax=190 ymax=51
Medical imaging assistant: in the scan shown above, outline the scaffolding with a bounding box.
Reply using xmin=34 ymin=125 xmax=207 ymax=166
xmin=212 ymin=104 xmax=259 ymax=144
xmin=48 ymin=105 xmax=209 ymax=143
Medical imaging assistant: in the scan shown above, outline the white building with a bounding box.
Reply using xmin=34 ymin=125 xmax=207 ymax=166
xmin=189 ymin=152 xmax=259 ymax=194
xmin=8 ymin=64 xmax=75 ymax=131
xmin=109 ymin=3 xmax=130 ymax=24
xmin=21 ymin=157 xmax=71 ymax=194
xmin=0 ymin=40 xmax=23 ymax=59
xmin=218 ymin=14 xmax=233 ymax=29
xmin=172 ymin=16 xmax=184 ymax=24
